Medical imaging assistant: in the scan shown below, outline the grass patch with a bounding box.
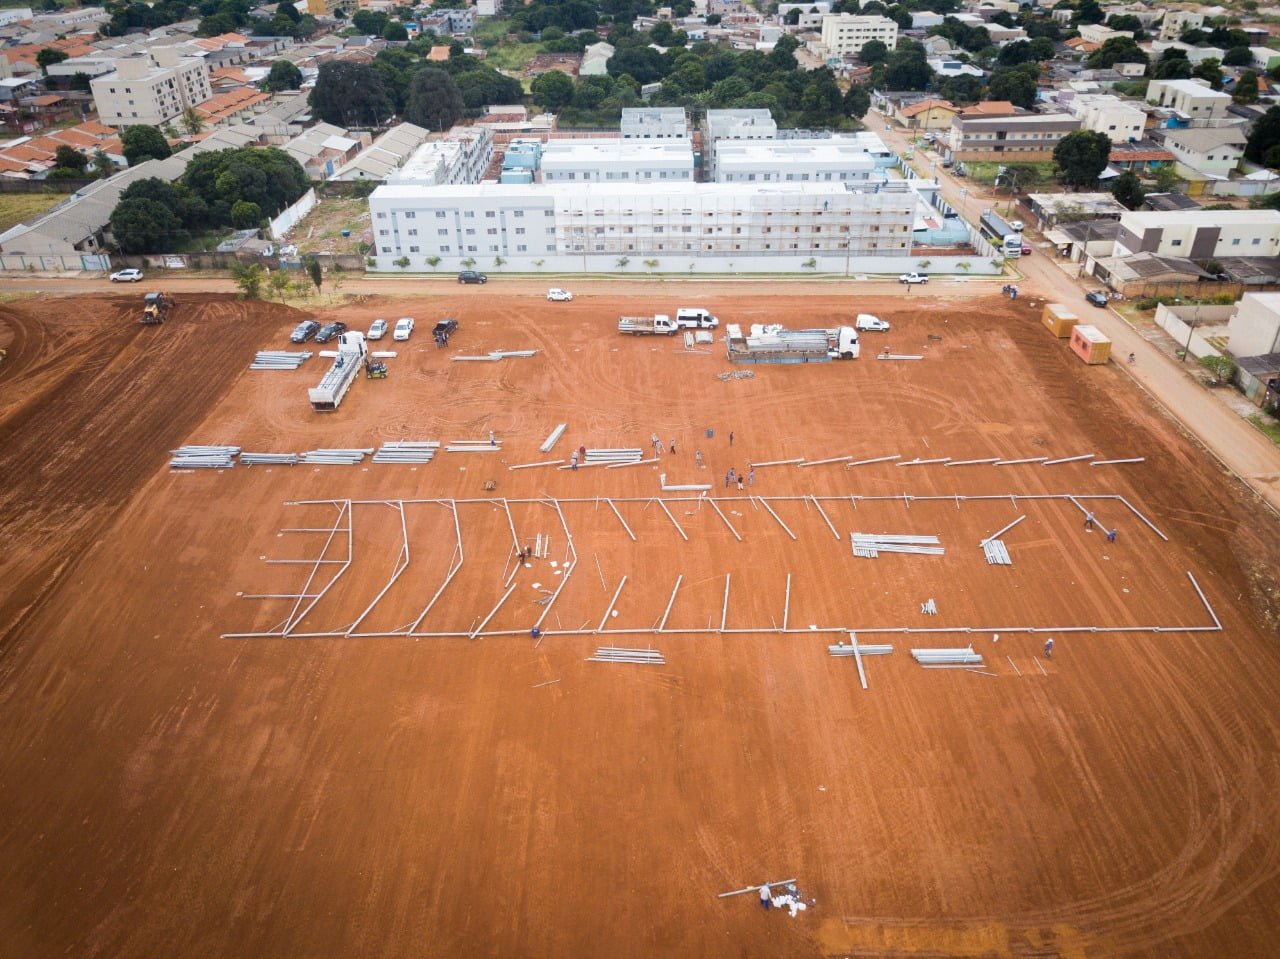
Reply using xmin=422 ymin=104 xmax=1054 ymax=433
xmin=964 ymin=161 xmax=1058 ymax=188
xmin=483 ymin=40 xmax=540 ymax=72
xmin=1248 ymin=413 xmax=1280 ymax=444
xmin=0 ymin=193 xmax=66 ymax=232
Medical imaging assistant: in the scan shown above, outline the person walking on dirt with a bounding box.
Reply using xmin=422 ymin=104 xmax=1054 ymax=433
xmin=725 ymin=470 xmax=733 ymax=488
xmin=736 ymin=474 xmax=744 ymax=491
xmin=570 ymin=452 xmax=578 ymax=471
xmin=748 ymin=467 xmax=756 ymax=487
xmin=670 ymin=438 xmax=676 ymax=455
xmin=489 ymin=431 xmax=496 ymax=447
xmin=1045 ymin=638 xmax=1054 ymax=659
xmin=760 ymin=884 xmax=772 ymax=910
xmin=695 ymin=449 xmax=703 ymax=468
xmin=1084 ymin=511 xmax=1095 ymax=531
xmin=1107 ymin=528 xmax=1117 ymax=543
xmin=729 ymin=431 xmax=735 ymax=446
xmin=1128 ymin=352 xmax=1136 ymax=365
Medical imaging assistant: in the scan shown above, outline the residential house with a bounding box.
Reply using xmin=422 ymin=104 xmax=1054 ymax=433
xmin=1092 ymin=251 xmax=1212 ymax=296
xmin=1066 ymin=94 xmax=1146 ymax=143
xmin=1161 ymin=127 xmax=1246 ymax=177
xmin=1114 ymin=209 xmax=1280 ymax=259
xmin=1109 ymin=144 xmax=1175 ymax=173
xmin=894 ymin=98 xmax=959 ymax=131
xmin=330 ymin=122 xmax=431 ymax=181
xmin=1078 ymin=24 xmax=1133 ymax=44
xmin=283 ymin=123 xmax=363 ymax=179
xmin=1159 ymin=9 xmax=1204 ymax=41
xmin=581 ymin=42 xmax=614 ymax=76
xmin=421 ymin=8 xmax=474 ymax=35
xmin=1146 ymin=78 xmax=1233 ymax=125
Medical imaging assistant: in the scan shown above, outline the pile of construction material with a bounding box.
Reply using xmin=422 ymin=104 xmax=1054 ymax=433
xmin=983 ymin=540 xmax=1012 ymax=565
xmin=716 ymin=370 xmax=756 ymax=381
xmin=587 ymin=646 xmax=665 ymax=665
xmin=584 ymin=448 xmax=644 ymax=466
xmin=372 ymin=441 xmax=439 ymax=464
xmin=827 ymin=642 xmax=894 ymax=657
xmin=299 ymin=448 xmax=370 ymax=465
xmin=539 ymin=423 xmax=567 ymax=453
xmin=445 ymin=439 xmax=501 ymax=453
xmin=451 ymin=350 xmax=539 ymax=362
xmin=912 ymin=647 xmax=984 ymax=667
xmin=250 ymin=350 xmax=312 ymax=370
xmin=170 ymin=444 xmax=239 ymax=469
xmin=240 ymin=452 xmax=300 ymax=466
xmin=850 ymin=533 xmax=944 ymax=558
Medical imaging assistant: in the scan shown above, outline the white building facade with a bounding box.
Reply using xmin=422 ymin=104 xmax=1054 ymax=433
xmin=819 ymin=14 xmax=899 ymax=56
xmin=1069 ymin=95 xmax=1146 ymax=144
xmin=365 ymin=181 xmax=966 ymax=274
xmin=713 ymin=139 xmax=875 ymax=183
xmin=620 ymin=107 xmax=689 ymax=139
xmin=1115 ymin=210 xmax=1280 ymax=259
xmin=90 ymin=49 xmax=211 ymax=128
xmin=1146 ymin=78 xmax=1232 ymax=125
xmin=539 ymin=139 xmax=695 ymax=183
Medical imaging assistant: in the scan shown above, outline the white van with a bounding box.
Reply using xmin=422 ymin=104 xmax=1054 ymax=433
xmin=675 ymin=307 xmax=719 ymax=329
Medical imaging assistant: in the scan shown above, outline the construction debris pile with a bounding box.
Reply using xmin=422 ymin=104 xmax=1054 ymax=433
xmin=716 ymin=370 xmax=755 ymax=381
xmin=372 ymin=441 xmax=439 ymax=464
xmin=250 ymin=351 xmax=312 ymax=370
xmin=850 ymin=533 xmax=944 ymax=558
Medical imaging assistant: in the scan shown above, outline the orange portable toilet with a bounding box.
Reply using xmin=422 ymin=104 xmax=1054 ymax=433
xmin=1042 ymin=303 xmax=1078 ymax=338
xmin=1069 ymin=324 xmax=1112 ymax=365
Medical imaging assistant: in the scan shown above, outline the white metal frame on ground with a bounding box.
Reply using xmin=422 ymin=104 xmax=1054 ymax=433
xmin=223 ymin=493 xmax=1218 ymax=640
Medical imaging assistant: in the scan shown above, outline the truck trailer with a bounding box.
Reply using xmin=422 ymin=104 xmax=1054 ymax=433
xmin=308 ymin=330 xmax=367 ymax=411
xmin=725 ymin=324 xmax=859 ymax=364
xmin=618 ymin=314 xmax=678 ymax=335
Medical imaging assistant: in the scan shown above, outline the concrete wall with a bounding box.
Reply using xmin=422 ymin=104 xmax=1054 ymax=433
xmin=1154 ymin=302 xmax=1232 ymax=360
xmin=269 ymin=188 xmax=318 ymax=241
xmin=0 ymin=252 xmax=110 ymax=272
xmin=1228 ymin=294 xmax=1280 ymax=358
xmin=368 ymin=252 xmax=1001 ymax=275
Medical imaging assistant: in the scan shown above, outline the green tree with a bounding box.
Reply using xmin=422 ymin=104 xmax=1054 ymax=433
xmin=843 ymin=82 xmax=870 ymax=120
xmin=937 ymin=75 xmax=982 ymax=104
xmin=1072 ymin=0 xmax=1105 ymax=25
xmin=352 ymin=9 xmax=389 ymax=34
xmin=54 ymin=145 xmax=88 ymax=174
xmin=306 ymin=257 xmax=322 ymax=292
xmin=111 ymin=198 xmax=182 ymax=254
xmin=997 ymin=40 xmax=1034 ymax=67
xmin=1105 ymin=14 xmax=1145 ymax=39
xmin=70 ymin=71 xmax=92 ymax=92
xmin=1193 ymin=57 xmax=1224 ymax=91
xmin=883 ymin=47 xmax=932 ymax=91
xmin=531 ymin=70 xmax=575 ymax=111
xmin=1028 ymin=37 xmax=1055 ymax=61
xmin=1110 ymin=170 xmax=1145 ymax=209
xmin=121 ymin=125 xmax=172 ymax=167
xmin=1247 ymin=106 xmax=1280 ymax=165
xmin=268 ymin=268 xmax=292 ymax=301
xmin=1054 ymin=130 xmax=1112 ymax=188
xmin=1086 ymin=36 xmax=1147 ymax=70
xmin=1151 ymin=49 xmax=1192 ymax=80
xmin=859 ymin=39 xmax=888 ymax=65
xmin=404 ymin=68 xmax=465 ymax=131
xmin=1235 ymin=70 xmax=1260 ymax=104
xmin=230 ymin=199 xmax=262 ymax=228
xmin=180 ymin=106 xmax=204 ymax=136
xmin=231 ymin=263 xmax=266 ymax=300
xmin=1223 ymin=46 xmax=1253 ymax=67
xmin=264 ymin=59 xmax=303 ymax=92
xmin=309 ymin=61 xmax=391 ymax=127
xmin=383 ymin=21 xmax=408 ymax=42
xmin=36 ymin=47 xmax=68 ymax=75
xmin=987 ymin=65 xmax=1038 ymax=109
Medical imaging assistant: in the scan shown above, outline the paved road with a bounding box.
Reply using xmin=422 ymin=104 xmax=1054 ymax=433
xmin=870 ymin=106 xmax=1280 ymax=515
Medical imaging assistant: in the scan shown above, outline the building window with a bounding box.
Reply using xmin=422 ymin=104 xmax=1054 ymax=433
xmin=465 ymin=229 xmax=475 ymax=235
xmin=407 ymin=229 xmax=418 ymax=236
xmin=409 ymin=246 xmax=419 ymax=253
xmin=377 ymin=212 xmax=387 ymax=219
xmin=438 ymin=229 xmax=448 ymax=236
xmin=1171 ymin=239 xmax=1182 ymax=247
xmin=487 ymin=228 xmax=497 ymax=235
xmin=440 ymin=246 xmax=450 ymax=252
xmin=517 ymin=244 xmax=527 ymax=252
xmin=514 ymin=210 xmax=523 ymax=218
xmin=404 ymin=212 xmax=415 ymax=219
xmin=379 ymin=229 xmax=389 ymax=236
xmin=436 ymin=211 xmax=447 ymax=218
xmin=381 ymin=246 xmax=391 ymax=253
xmin=485 ymin=211 xmax=495 ymax=218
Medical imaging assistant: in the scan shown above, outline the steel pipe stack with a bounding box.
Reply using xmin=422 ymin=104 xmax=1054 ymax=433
xmin=828 ymin=643 xmax=894 ymax=656
xmin=444 ymin=440 xmax=502 ymax=453
xmin=170 ymin=445 xmax=239 ymax=469
xmin=588 ymin=647 xmax=666 ymax=665
xmin=240 ymin=452 xmax=300 ymax=466
xmin=250 ymin=351 xmax=312 ymax=370
xmin=851 ymin=533 xmax=944 ymax=558
xmin=299 ymin=448 xmax=370 ymax=465
xmin=373 ymin=441 xmax=440 ymax=464
xmin=911 ymin=647 xmax=984 ymax=667
xmin=585 ymin=448 xmax=644 ymax=465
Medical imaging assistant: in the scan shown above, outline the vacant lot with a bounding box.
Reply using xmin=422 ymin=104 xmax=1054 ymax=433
xmin=0 ymin=191 xmax=65 ymax=232
xmin=0 ymin=288 xmax=1278 ymax=958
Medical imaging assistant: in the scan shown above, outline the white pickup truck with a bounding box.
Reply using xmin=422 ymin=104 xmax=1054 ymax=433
xmin=618 ymin=314 xmax=678 ymax=335
xmin=899 ymin=272 xmax=929 ymax=285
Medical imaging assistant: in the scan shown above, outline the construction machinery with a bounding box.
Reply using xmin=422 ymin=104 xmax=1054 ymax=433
xmin=308 ymin=330 xmax=367 ymax=411
xmin=141 ymin=292 xmax=174 ymax=325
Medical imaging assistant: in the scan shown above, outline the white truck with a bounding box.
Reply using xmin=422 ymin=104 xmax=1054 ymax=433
xmin=618 ymin=314 xmax=678 ymax=335
xmin=725 ymin=324 xmax=859 ymax=363
xmin=675 ymin=307 xmax=719 ymax=329
xmin=308 ymin=330 xmax=367 ymax=411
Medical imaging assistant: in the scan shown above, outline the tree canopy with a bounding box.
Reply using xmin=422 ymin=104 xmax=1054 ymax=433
xmin=1245 ymin=106 xmax=1280 ymax=166
xmin=264 ymin=60 xmax=302 ymax=92
xmin=308 ymin=61 xmax=392 ymax=127
xmin=1054 ymin=130 xmax=1112 ymax=188
xmin=121 ymin=125 xmax=172 ymax=167
xmin=404 ymin=68 xmax=465 ymax=131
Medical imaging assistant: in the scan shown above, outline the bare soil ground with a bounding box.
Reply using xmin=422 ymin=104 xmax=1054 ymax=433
xmin=1 ymin=288 xmax=1279 ymax=958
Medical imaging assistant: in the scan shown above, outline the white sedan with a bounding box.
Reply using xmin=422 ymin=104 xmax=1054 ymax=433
xmin=547 ymin=288 xmax=573 ymax=302
xmin=393 ymin=317 xmax=414 ymax=341
xmin=367 ymin=318 xmax=388 ymax=340
xmin=110 ymin=268 xmax=143 ymax=283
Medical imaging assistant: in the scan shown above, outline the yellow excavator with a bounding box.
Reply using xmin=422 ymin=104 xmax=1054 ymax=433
xmin=141 ymin=292 xmax=174 ymax=325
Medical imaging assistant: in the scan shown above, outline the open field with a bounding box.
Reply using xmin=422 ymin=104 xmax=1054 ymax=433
xmin=1 ymin=288 xmax=1280 ymax=957
xmin=0 ymin=192 xmax=65 ymax=232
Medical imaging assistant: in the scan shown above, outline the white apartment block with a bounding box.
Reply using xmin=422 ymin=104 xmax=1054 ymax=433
xmin=539 ymin=139 xmax=694 ymax=183
xmin=1068 ymin=95 xmax=1146 ymax=144
xmin=713 ymin=139 xmax=875 ymax=183
xmin=620 ymin=107 xmax=688 ymax=139
xmin=1115 ymin=210 xmax=1280 ymax=259
xmin=1146 ymin=78 xmax=1232 ymax=124
xmin=90 ymin=48 xmax=211 ymax=128
xmin=819 ymin=14 xmax=898 ymax=57
xmin=367 ymin=181 xmax=917 ymax=271
xmin=1077 ymin=23 xmax=1133 ymax=44
xmin=704 ymin=108 xmax=777 ymax=179
xmin=1159 ymin=9 xmax=1204 ymax=42
xmin=387 ymin=127 xmax=495 ymax=186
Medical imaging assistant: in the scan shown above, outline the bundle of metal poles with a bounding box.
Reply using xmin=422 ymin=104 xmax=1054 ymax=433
xmin=240 ymin=452 xmax=299 ymax=466
xmin=587 ymin=646 xmax=665 ymax=665
xmin=372 ymin=441 xmax=440 ymax=464
xmin=912 ymin=647 xmax=984 ymax=667
xmin=249 ymin=351 xmax=312 ymax=370
xmin=451 ymin=350 xmax=539 ymax=362
xmin=585 ymin=448 xmax=643 ymax=464
xmin=827 ymin=643 xmax=894 ymax=656
xmin=850 ymin=533 xmax=944 ymax=558
xmin=170 ymin=445 xmax=239 ymax=468
xmin=299 ymin=448 xmax=370 ymax=465
xmin=444 ymin=439 xmax=501 ymax=453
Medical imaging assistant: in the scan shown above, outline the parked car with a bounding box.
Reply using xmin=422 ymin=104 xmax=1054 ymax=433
xmin=393 ymin=317 xmax=415 ymax=341
xmin=290 ymin=320 xmax=320 ymax=343
xmin=855 ymin=314 xmax=891 ymax=332
xmin=547 ymin=288 xmax=573 ymax=302
xmin=458 ymin=270 xmax=487 ymax=284
xmin=1085 ymin=291 xmax=1109 ymax=308
xmin=432 ymin=318 xmax=459 ymax=338
xmin=1008 ymin=220 xmax=1025 ymax=232
xmin=367 ymin=318 xmax=389 ymax=340
xmin=314 ymin=321 xmax=348 ymax=343
xmin=110 ymin=268 xmax=144 ymax=283
xmin=1021 ymin=243 xmax=1033 ymax=257
xmin=899 ymin=272 xmax=929 ymax=284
